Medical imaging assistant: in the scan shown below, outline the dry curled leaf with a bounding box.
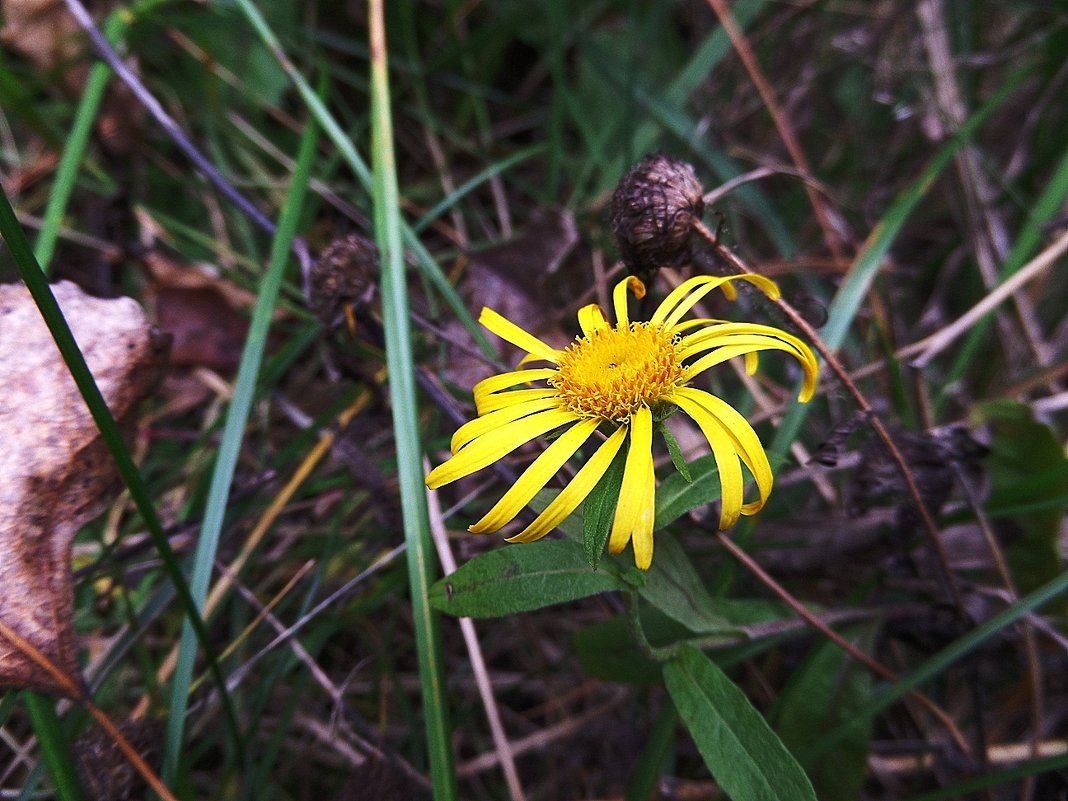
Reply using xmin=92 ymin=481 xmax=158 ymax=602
xmin=0 ymin=281 xmax=167 ymax=696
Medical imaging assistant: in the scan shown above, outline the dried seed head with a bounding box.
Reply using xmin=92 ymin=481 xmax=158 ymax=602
xmin=611 ymin=153 xmax=704 ymax=283
xmin=309 ymin=233 xmax=379 ymax=331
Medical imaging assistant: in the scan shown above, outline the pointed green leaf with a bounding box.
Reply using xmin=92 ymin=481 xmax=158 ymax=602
xmin=584 ymin=443 xmax=628 ymax=567
xmin=654 ymin=454 xmax=719 ymax=530
xmin=659 ymin=422 xmax=693 ymax=484
xmin=428 ymin=539 xmax=626 ymax=618
xmin=664 ymin=644 xmax=817 ymax=801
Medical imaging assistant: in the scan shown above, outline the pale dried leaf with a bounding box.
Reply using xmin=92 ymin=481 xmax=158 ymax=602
xmin=0 ymin=281 xmax=166 ymax=695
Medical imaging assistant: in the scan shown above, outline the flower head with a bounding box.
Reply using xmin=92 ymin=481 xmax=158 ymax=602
xmin=611 ymin=153 xmax=704 ymax=283
xmin=426 ymin=274 xmax=818 ymax=570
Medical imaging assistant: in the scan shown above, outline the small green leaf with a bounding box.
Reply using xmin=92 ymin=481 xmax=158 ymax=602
xmin=428 ymin=539 xmax=626 ymax=617
xmin=583 ymin=443 xmax=628 ymax=567
xmin=775 ymin=633 xmax=874 ymax=801
xmin=659 ymin=422 xmax=693 ymax=483
xmin=654 ymin=454 xmax=719 ymax=530
xmin=638 ymin=531 xmax=733 ymax=634
xmin=664 ymin=644 xmax=818 ymax=801
xmin=973 ymin=400 xmax=1067 ymax=598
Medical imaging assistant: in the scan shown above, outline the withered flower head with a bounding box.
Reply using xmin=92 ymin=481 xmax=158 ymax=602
xmin=610 ymin=153 xmax=704 ymax=283
xmin=308 ymin=233 xmax=379 ymax=332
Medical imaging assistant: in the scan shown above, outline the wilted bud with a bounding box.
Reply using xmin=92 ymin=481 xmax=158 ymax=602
xmin=610 ymin=153 xmax=704 ymax=283
xmin=308 ymin=233 xmax=379 ymax=332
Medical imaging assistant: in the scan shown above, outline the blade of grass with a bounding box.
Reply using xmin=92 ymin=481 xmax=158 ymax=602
xmin=934 ymin=141 xmax=1068 ymax=413
xmin=231 ymin=0 xmax=497 ymax=361
xmin=24 ymin=693 xmax=87 ymax=801
xmin=767 ymin=72 xmax=1022 ymax=459
xmin=802 ymin=567 xmax=1068 ymax=764
xmin=160 ymin=112 xmax=318 ymax=786
xmin=33 ymin=0 xmax=172 ymax=272
xmin=0 ymin=184 xmax=243 ymax=779
xmin=369 ymin=3 xmax=458 ymax=797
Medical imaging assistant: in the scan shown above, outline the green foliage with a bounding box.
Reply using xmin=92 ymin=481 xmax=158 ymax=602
xmin=664 ymin=644 xmax=818 ymax=801
xmin=774 ymin=635 xmax=874 ymax=801
xmin=428 ymin=539 xmax=628 ymax=617
xmin=973 ymin=400 xmax=1068 ymax=596
xmin=583 ymin=443 xmax=628 ymax=567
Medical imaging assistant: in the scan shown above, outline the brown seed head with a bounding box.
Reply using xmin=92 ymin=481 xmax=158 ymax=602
xmin=308 ymin=233 xmax=379 ymax=331
xmin=610 ymin=153 xmax=704 ymax=283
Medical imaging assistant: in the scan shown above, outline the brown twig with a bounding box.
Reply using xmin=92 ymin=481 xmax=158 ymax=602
xmin=694 ymin=219 xmax=967 ymax=613
xmin=703 ymin=0 xmax=849 ymax=263
xmin=714 ymin=533 xmax=973 ymax=757
xmin=0 ymin=620 xmax=179 ymax=801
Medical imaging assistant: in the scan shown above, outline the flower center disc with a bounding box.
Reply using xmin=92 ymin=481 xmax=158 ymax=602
xmin=551 ymin=323 xmax=684 ymax=422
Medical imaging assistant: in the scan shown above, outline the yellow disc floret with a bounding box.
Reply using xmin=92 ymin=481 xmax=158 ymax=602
xmin=550 ymin=322 xmax=684 ymax=422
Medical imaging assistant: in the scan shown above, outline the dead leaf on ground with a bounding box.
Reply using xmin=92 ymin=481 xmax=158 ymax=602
xmin=0 ymin=281 xmax=167 ymax=696
xmin=0 ymin=0 xmax=87 ymax=91
xmin=441 ymin=208 xmax=579 ymax=390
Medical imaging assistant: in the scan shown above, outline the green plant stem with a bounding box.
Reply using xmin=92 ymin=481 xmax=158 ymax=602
xmin=25 ymin=693 xmax=87 ymax=801
xmin=368 ymin=2 xmax=458 ymax=797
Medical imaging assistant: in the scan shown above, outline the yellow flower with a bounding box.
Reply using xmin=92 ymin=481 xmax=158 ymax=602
xmin=426 ymin=274 xmax=818 ymax=570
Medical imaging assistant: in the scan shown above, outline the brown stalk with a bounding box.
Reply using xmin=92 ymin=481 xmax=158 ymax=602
xmin=702 ymin=0 xmax=849 ymax=264
xmin=714 ymin=533 xmax=973 ymax=757
xmin=694 ymin=219 xmax=967 ymax=613
xmin=0 ymin=620 xmax=178 ymax=801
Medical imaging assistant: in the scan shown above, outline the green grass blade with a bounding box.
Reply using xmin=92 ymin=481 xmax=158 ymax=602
xmin=369 ymin=3 xmax=458 ymax=797
xmin=768 ymin=73 xmax=1022 ymax=458
xmin=33 ymin=11 xmax=128 ymax=274
xmin=25 ymin=693 xmax=87 ymax=801
xmin=937 ymin=140 xmax=1068 ymax=411
xmin=232 ymin=0 xmax=496 ymax=360
xmin=0 ymin=184 xmax=242 ymax=781
xmin=160 ymin=111 xmax=318 ymax=787
xmin=803 ymin=567 xmax=1068 ymax=764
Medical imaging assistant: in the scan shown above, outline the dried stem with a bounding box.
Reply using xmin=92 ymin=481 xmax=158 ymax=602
xmin=694 ymin=219 xmax=967 ymax=613
xmin=0 ymin=621 xmax=179 ymax=801
xmin=703 ymin=0 xmax=849 ymax=263
xmin=714 ymin=533 xmax=973 ymax=757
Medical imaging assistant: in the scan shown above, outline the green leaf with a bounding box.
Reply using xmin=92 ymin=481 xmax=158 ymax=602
xmin=774 ymin=634 xmax=874 ymax=801
xmin=573 ymin=611 xmax=676 ymax=685
xmin=654 ymin=454 xmax=719 ymax=530
xmin=664 ymin=644 xmax=818 ymax=801
xmin=583 ymin=443 xmax=628 ymax=567
xmin=428 ymin=539 xmax=627 ymax=618
xmin=638 ymin=531 xmax=733 ymax=635
xmin=659 ymin=422 xmax=693 ymax=484
xmin=973 ymin=400 xmax=1067 ymax=598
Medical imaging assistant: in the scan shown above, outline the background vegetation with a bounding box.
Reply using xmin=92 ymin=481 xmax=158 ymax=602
xmin=1 ymin=0 xmax=1066 ymax=799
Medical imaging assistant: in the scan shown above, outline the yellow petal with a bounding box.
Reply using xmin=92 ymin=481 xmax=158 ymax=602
xmin=608 ymin=406 xmax=654 ymax=555
xmin=683 ymin=339 xmax=819 ymax=402
xmin=680 ymin=324 xmax=818 ymax=401
xmin=630 ymin=452 xmax=657 ymax=569
xmin=474 ymin=368 xmax=556 ymax=411
xmin=478 ymin=388 xmax=559 ymax=415
xmin=426 ymin=408 xmax=577 ymax=489
xmin=613 ymin=276 xmax=645 ymax=327
xmin=469 ymin=418 xmax=600 ymax=534
xmin=651 ymin=274 xmax=781 ymax=327
xmin=670 ymin=392 xmax=745 ymax=529
xmin=577 ymin=304 xmax=609 ymax=337
xmin=451 ymin=396 xmax=562 ymax=453
xmin=479 ymin=307 xmax=562 ymax=364
xmin=671 ymin=388 xmax=772 ymax=514
xmin=507 ymin=425 xmax=627 ymax=543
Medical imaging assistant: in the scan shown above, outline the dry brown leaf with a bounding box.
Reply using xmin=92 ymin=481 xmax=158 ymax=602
xmin=0 ymin=281 xmax=166 ymax=696
xmin=0 ymin=0 xmax=87 ymax=92
xmin=442 ymin=209 xmax=578 ymax=390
